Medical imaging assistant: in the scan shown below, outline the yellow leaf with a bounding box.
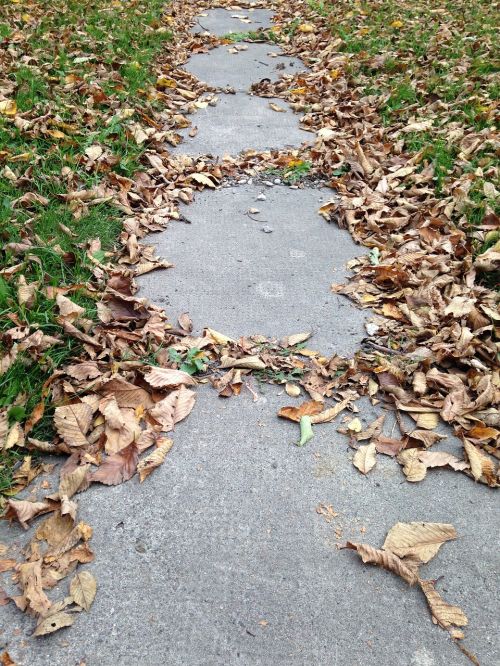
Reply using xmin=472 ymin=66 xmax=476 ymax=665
xmin=156 ymin=76 xmax=177 ymax=89
xmin=391 ymin=19 xmax=404 ymax=28
xmin=298 ymin=23 xmax=315 ymax=33
xmin=0 ymin=100 xmax=17 ymax=116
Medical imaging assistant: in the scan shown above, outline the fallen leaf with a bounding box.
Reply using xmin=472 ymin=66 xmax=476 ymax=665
xmin=343 ymin=541 xmax=418 ymax=585
xmin=54 ymin=403 xmax=93 ymax=448
xmin=144 ymin=366 xmax=196 ymax=388
xmin=383 ymin=522 xmax=457 ymax=563
xmin=298 ymin=415 xmax=314 ymax=446
xmin=137 ymin=438 xmax=173 ymax=482
xmin=91 ymin=442 xmax=138 ymax=486
xmin=33 ymin=611 xmax=75 ymax=636
xmin=397 ymin=449 xmax=427 ymax=482
xmin=419 ymin=579 xmax=468 ymax=630
xmin=463 ymin=440 xmax=496 ymax=486
xmin=70 ymin=571 xmax=96 ymax=611
xmin=278 ymin=400 xmax=324 ymax=422
xmin=148 ymin=386 xmax=196 ymax=431
xmin=353 ymin=442 xmax=377 ymax=474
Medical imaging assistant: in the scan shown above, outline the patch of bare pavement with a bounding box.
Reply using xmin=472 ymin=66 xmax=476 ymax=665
xmin=1 ymin=6 xmax=498 ymax=666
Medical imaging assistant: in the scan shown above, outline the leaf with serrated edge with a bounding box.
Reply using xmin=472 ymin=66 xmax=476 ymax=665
xmin=343 ymin=542 xmax=418 ymax=585
xmin=149 ymin=386 xmax=196 ymax=431
xmin=144 ymin=366 xmax=195 ymax=388
xmin=54 ymin=403 xmax=93 ymax=447
xmin=70 ymin=571 xmax=96 ymax=611
xmin=397 ymin=449 xmax=427 ymax=482
xmin=463 ymin=440 xmax=496 ymax=486
xmin=383 ymin=522 xmax=456 ymax=563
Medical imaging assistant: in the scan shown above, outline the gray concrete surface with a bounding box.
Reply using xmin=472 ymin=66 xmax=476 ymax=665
xmin=138 ymin=185 xmax=366 ymax=357
xmin=176 ymin=93 xmax=310 ymax=156
xmin=185 ymin=44 xmax=305 ymax=90
xmin=191 ymin=8 xmax=274 ymax=36
xmin=1 ymin=388 xmax=498 ymax=665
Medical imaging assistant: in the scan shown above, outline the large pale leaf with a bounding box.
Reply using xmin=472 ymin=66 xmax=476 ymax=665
xmin=54 ymin=403 xmax=93 ymax=448
xmin=149 ymin=386 xmax=195 ymax=431
xmin=144 ymin=366 xmax=196 ymax=389
xmin=278 ymin=400 xmax=323 ymax=423
xmin=383 ymin=522 xmax=456 ymax=563
xmin=33 ymin=611 xmax=75 ymax=636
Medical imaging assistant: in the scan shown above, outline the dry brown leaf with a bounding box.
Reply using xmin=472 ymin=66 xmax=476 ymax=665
xmin=383 ymin=522 xmax=456 ymax=563
xmin=285 ymin=383 xmax=301 ymax=397
xmin=463 ymin=440 xmax=496 ymax=486
xmin=278 ymin=400 xmax=324 ymax=423
xmin=56 ymin=294 xmax=85 ymax=322
xmin=397 ymin=449 xmax=427 ymax=482
xmin=343 ymin=542 xmax=418 ymax=585
xmin=310 ymin=396 xmax=352 ymax=424
xmin=374 ymin=435 xmax=404 ymax=456
xmin=59 ymin=465 xmax=89 ymax=500
xmin=137 ymin=437 xmax=173 ymax=482
xmin=54 ymin=403 xmax=93 ymax=448
xmin=144 ymin=366 xmax=196 ymax=388
xmin=355 ymin=415 xmax=385 ymax=441
xmin=149 ymin=386 xmax=196 ymax=431
xmin=418 ymin=451 xmax=468 ymax=472
xmin=91 ymin=442 xmax=138 ymax=486
xmin=219 ymin=355 xmax=266 ymax=370
xmin=33 ymin=611 xmax=75 ymax=637
xmin=99 ymin=377 xmax=154 ymax=409
xmin=18 ymin=560 xmax=51 ymax=615
xmin=419 ymin=579 xmax=468 ymax=630
xmin=70 ymin=571 xmax=96 ymax=611
xmin=4 ymin=499 xmax=52 ymax=529
xmin=353 ymin=442 xmax=377 ymax=475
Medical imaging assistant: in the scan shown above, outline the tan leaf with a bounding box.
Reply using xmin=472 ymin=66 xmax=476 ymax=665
xmin=204 ymin=328 xmax=235 ymax=345
xmin=99 ymin=377 xmax=154 ymax=409
xmin=374 ymin=435 xmax=404 ymax=456
xmin=397 ymin=449 xmax=427 ymax=482
xmin=310 ymin=396 xmax=352 ymax=424
xmin=408 ymin=430 xmax=446 ymax=448
xmin=91 ymin=442 xmax=138 ymax=486
xmin=280 ymin=332 xmax=311 ymax=347
xmin=412 ymin=412 xmax=439 ymax=430
xmin=54 ymin=403 xmax=93 ymax=447
xmin=18 ymin=560 xmax=51 ymax=615
xmin=137 ymin=438 xmax=173 ymax=482
xmin=219 ymin=355 xmax=265 ymax=370
xmin=33 ymin=611 xmax=75 ymax=636
xmin=269 ymin=102 xmax=286 ymax=112
xmin=70 ymin=571 xmax=96 ymax=611
xmin=178 ymin=312 xmax=193 ymax=332
xmin=383 ymin=522 xmax=456 ymax=563
xmin=353 ymin=442 xmax=377 ymax=474
xmin=190 ymin=172 xmax=218 ymax=188
xmin=59 ymin=465 xmax=89 ymax=499
xmin=418 ymin=451 xmax=468 ymax=472
xmin=65 ymin=362 xmax=102 ymax=381
xmin=347 ymin=417 xmax=362 ymax=433
xmin=343 ymin=542 xmax=418 ymax=585
xmin=144 ymin=366 xmax=196 ymax=389
xmin=285 ymin=383 xmax=301 ymax=397
xmin=4 ymin=499 xmax=52 ymax=529
xmin=17 ymin=276 xmax=38 ymax=308
xmin=463 ymin=440 xmax=496 ymax=486
xmin=149 ymin=386 xmax=196 ymax=431
xmin=419 ymin=579 xmax=468 ymax=629
xmin=278 ymin=400 xmax=324 ymax=423
xmin=412 ymin=372 xmax=427 ymax=396
xmin=355 ymin=415 xmax=385 ymax=441
xmin=56 ymin=294 xmax=85 ymax=322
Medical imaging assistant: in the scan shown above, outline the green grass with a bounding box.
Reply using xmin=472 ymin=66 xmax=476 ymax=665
xmin=0 ymin=0 xmax=173 ymax=494
xmin=222 ymin=29 xmax=278 ymax=43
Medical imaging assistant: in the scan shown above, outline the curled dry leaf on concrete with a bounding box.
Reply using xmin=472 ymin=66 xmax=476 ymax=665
xmin=343 ymin=521 xmax=469 ymax=645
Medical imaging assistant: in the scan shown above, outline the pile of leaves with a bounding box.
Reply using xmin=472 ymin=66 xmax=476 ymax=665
xmin=0 ymin=0 xmax=498 ymax=651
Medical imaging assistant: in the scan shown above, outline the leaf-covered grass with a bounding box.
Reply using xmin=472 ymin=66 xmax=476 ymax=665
xmin=0 ymin=0 xmax=173 ymax=492
xmin=309 ymin=0 xmax=499 ymax=271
